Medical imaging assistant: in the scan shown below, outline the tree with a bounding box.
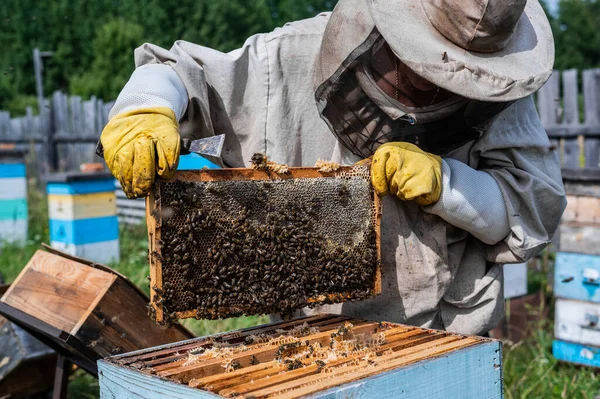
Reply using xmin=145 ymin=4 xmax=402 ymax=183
xmin=552 ymin=0 xmax=600 ymax=70
xmin=70 ymin=19 xmax=144 ymax=100
xmin=0 ymin=0 xmax=338 ymax=112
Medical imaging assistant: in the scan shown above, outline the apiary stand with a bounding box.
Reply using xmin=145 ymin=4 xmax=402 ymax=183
xmin=99 ymin=314 xmax=503 ymax=399
xmin=46 ymin=171 xmax=120 ymax=264
xmin=553 ymin=168 xmax=600 ymax=367
xmin=0 ymin=149 xmax=28 ymax=244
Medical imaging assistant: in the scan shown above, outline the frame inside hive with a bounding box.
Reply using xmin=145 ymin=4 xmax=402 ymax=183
xmin=146 ymin=166 xmax=381 ymax=323
xmin=108 ymin=314 xmax=495 ymax=399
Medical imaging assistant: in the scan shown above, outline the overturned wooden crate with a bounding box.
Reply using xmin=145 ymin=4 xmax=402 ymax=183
xmin=0 ymin=284 xmax=56 ymax=398
xmin=99 ymin=314 xmax=503 ymax=399
xmin=0 ymin=248 xmax=194 ymax=377
xmin=146 ymin=166 xmax=381 ymax=322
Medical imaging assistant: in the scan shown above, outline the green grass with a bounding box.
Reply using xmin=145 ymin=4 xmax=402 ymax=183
xmin=1 ymin=179 xmax=598 ymax=398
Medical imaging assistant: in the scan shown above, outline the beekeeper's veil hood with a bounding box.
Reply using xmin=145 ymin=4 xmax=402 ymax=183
xmin=315 ymin=0 xmax=554 ymax=103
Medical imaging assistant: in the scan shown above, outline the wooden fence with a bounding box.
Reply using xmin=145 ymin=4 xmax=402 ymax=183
xmin=0 ymin=91 xmax=114 ymax=174
xmin=537 ymin=68 xmax=600 ymax=169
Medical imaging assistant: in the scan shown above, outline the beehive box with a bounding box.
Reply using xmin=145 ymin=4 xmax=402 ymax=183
xmin=146 ymin=166 xmax=381 ymax=323
xmin=0 ymin=248 xmax=194 ymax=375
xmin=99 ymin=314 xmax=503 ymax=399
xmin=553 ymin=168 xmax=600 ymax=368
xmin=0 ymin=149 xmax=28 ymax=244
xmin=46 ymin=171 xmax=120 ymax=264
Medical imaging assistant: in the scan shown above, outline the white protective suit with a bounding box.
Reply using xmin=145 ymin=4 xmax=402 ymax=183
xmin=110 ymin=10 xmax=566 ymax=334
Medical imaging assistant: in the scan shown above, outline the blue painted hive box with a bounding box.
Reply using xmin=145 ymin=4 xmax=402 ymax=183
xmin=553 ymin=168 xmax=600 ymax=368
xmin=0 ymin=149 xmax=28 ymax=244
xmin=46 ymin=171 xmax=120 ymax=264
xmin=99 ymin=314 xmax=503 ymax=399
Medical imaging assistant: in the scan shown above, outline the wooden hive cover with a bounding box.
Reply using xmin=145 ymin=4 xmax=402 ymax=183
xmin=99 ymin=314 xmax=503 ymax=399
xmin=0 ymin=248 xmax=194 ymax=375
xmin=147 ymin=166 xmax=381 ymax=323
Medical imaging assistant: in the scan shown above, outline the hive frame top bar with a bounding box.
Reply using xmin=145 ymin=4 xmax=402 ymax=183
xmin=168 ymin=166 xmax=367 ymax=181
xmin=146 ymin=166 xmax=382 ymax=323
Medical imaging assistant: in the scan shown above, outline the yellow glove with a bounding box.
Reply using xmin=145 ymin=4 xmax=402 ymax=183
xmin=101 ymin=107 xmax=180 ymax=199
xmin=371 ymin=142 xmax=442 ymax=206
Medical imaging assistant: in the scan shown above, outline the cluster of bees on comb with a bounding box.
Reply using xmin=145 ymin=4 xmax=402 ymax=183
xmin=150 ymin=156 xmax=378 ymax=323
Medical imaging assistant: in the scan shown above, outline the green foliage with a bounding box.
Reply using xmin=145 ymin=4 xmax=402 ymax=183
xmin=70 ymin=19 xmax=144 ymax=101
xmin=4 ymin=95 xmax=38 ymax=117
xmin=3 ymin=0 xmax=598 ymax=114
xmin=0 ymin=0 xmax=337 ymax=113
xmin=552 ymin=0 xmax=600 ymax=71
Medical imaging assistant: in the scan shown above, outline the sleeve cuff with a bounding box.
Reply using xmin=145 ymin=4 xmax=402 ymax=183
xmin=109 ymin=64 xmax=189 ymax=121
xmin=424 ymin=158 xmax=511 ymax=245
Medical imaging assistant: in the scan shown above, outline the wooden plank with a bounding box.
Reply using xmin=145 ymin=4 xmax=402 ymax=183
xmin=582 ymin=69 xmax=600 ymax=126
xmin=553 ymin=340 xmax=600 ymax=368
xmin=52 ymin=354 xmax=70 ymax=399
xmin=537 ymin=72 xmax=560 ymax=128
xmin=555 ymin=298 xmax=600 ymax=347
xmin=584 ymin=138 xmax=600 ymax=168
xmin=562 ymin=195 xmax=600 ymax=224
xmin=118 ymin=314 xmax=344 ymax=366
xmin=562 ymin=168 xmax=600 ymax=184
xmin=1 ymin=250 xmax=116 ymax=335
xmin=554 ymin=252 xmax=600 ymax=303
xmin=562 ymin=69 xmax=580 ymax=126
xmin=146 ymin=190 xmax=163 ymax=322
xmin=77 ymin=278 xmax=194 ymax=358
xmin=99 ymin=360 xmax=215 ymax=399
xmin=560 ymin=224 xmax=600 ymax=256
xmin=562 ymin=138 xmax=581 ymax=168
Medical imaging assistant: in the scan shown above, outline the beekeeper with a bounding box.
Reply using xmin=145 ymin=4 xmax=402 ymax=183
xmin=100 ymin=0 xmax=566 ymax=335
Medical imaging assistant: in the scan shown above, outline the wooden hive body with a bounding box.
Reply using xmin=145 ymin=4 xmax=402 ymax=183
xmin=0 ymin=150 xmax=28 ymax=244
xmin=0 ymin=284 xmax=56 ymax=397
xmin=99 ymin=314 xmax=503 ymax=399
xmin=46 ymin=171 xmax=120 ymax=264
xmin=147 ymin=167 xmax=381 ymax=323
xmin=0 ymin=249 xmax=193 ymax=375
xmin=553 ymin=169 xmax=600 ymax=368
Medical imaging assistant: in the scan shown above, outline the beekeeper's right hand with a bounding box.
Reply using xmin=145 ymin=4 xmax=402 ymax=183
xmin=101 ymin=107 xmax=180 ymax=199
xmin=100 ymin=64 xmax=189 ymax=199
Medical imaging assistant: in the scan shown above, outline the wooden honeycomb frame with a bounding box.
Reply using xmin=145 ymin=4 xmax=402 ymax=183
xmin=146 ymin=167 xmax=382 ymax=322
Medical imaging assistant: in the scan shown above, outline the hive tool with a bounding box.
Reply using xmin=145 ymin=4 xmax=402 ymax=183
xmin=180 ymin=134 xmax=225 ymax=158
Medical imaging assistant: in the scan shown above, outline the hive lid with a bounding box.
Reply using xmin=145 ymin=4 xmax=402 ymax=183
xmin=0 ymin=250 xmax=117 ymax=336
xmin=45 ymin=171 xmax=114 ymax=183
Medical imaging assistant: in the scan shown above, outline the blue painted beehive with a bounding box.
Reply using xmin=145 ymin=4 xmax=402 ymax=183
xmin=0 ymin=150 xmax=28 ymax=244
xmin=99 ymin=314 xmax=503 ymax=399
xmin=46 ymin=171 xmax=119 ymax=264
xmin=553 ymin=168 xmax=600 ymax=367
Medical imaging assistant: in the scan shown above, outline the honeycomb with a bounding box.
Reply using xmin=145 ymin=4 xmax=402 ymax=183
xmin=148 ymin=166 xmax=380 ymax=322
